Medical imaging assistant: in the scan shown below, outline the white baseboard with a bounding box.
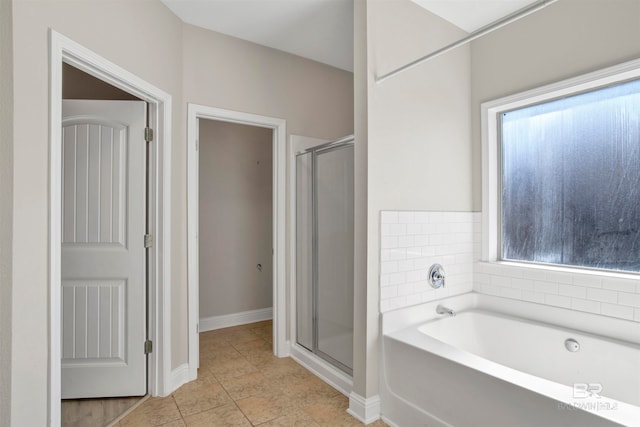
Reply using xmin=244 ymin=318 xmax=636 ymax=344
xmin=168 ymin=363 xmax=193 ymax=394
xmin=289 ymin=344 xmax=352 ymax=396
xmin=347 ymin=392 xmax=381 ymax=425
xmin=199 ymin=307 xmax=273 ymax=331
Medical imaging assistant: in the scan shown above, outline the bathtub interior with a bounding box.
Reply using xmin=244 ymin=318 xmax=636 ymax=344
xmin=416 ymin=310 xmax=640 ymax=407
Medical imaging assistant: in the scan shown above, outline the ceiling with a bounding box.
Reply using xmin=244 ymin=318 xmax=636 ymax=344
xmin=161 ymin=0 xmax=540 ymax=73
xmin=410 ymin=0 xmax=539 ymax=33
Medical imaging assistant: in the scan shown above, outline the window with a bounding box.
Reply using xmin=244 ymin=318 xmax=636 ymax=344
xmin=483 ymin=60 xmax=640 ymax=274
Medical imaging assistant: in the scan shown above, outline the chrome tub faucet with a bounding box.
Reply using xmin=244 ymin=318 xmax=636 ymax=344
xmin=436 ymin=304 xmax=456 ymax=317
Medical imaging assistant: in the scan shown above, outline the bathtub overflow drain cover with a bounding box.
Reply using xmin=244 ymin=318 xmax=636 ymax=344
xmin=564 ymin=338 xmax=580 ymax=352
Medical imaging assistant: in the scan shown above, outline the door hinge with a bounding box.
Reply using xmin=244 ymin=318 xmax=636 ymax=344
xmin=195 ymin=139 xmax=199 ymax=151
xmin=145 ymin=127 xmax=154 ymax=142
xmin=144 ymin=234 xmax=153 ymax=248
xmin=144 ymin=340 xmax=153 ymax=354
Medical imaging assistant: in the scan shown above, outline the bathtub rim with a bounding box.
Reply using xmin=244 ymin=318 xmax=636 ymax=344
xmin=382 ymin=292 xmax=640 ymax=344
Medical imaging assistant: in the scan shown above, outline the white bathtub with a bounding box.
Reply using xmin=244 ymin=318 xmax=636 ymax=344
xmin=381 ymin=293 xmax=640 ymax=427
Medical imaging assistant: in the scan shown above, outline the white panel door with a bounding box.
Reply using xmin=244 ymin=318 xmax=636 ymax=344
xmin=61 ymin=100 xmax=147 ymax=398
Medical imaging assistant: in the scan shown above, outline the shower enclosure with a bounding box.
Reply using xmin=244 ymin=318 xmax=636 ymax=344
xmin=295 ymin=136 xmax=354 ymax=375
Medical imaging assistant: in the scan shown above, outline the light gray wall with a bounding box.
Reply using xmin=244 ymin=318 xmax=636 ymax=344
xmin=356 ymin=0 xmax=472 ymax=400
xmin=0 ymin=0 xmax=13 ymax=424
xmin=352 ymin=0 xmax=369 ymax=400
xmin=471 ymin=0 xmax=640 ymax=210
xmin=10 ymin=1 xmax=183 ymax=424
xmin=182 ymin=23 xmax=354 ymax=346
xmin=7 ymin=1 xmax=353 ymax=423
xmin=198 ymin=119 xmax=273 ymax=318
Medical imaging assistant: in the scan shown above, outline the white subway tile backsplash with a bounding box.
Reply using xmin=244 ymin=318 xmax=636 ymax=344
xmin=379 ymin=210 xmax=640 ymax=323
xmin=511 ymin=278 xmax=534 ymax=291
xmin=558 ymin=284 xmax=587 ymax=299
xmin=379 ymin=211 xmax=479 ymax=312
xmin=521 ymin=290 xmax=546 ymax=304
xmin=380 ymin=236 xmax=398 ymax=249
xmin=406 ymin=248 xmax=422 ymax=259
xmin=398 ymin=235 xmax=415 ymax=248
xmin=546 ymin=271 xmax=574 ymax=285
xmin=571 ymin=298 xmax=601 ymax=314
xmin=573 ymin=274 xmax=603 ymax=289
xmin=586 ymin=288 xmax=618 ymax=304
xmin=398 ymin=211 xmax=415 ymax=224
xmin=406 ymin=224 xmax=422 ymax=235
xmin=398 ymin=259 xmax=414 ymax=272
xmin=387 ymin=223 xmax=407 ymax=236
xmin=406 ymin=270 xmax=425 ymax=283
xmin=618 ymin=292 xmax=640 ymax=308
xmin=602 ymin=277 xmax=637 ymax=293
xmin=545 ymin=294 xmax=571 ymax=309
xmin=490 ymin=275 xmax=511 ymax=287
xmin=501 ymin=287 xmax=523 ymax=300
xmin=413 ymin=211 xmax=430 ymax=223
xmin=380 ymin=261 xmax=398 ymax=275
xmin=521 ymin=268 xmax=548 ymax=281
xmin=380 ymin=211 xmax=398 ymax=224
xmin=380 ymin=286 xmax=397 ymax=299
xmin=429 ymin=212 xmax=444 ymax=223
xmin=534 ymin=281 xmax=559 ymax=294
xmin=388 ymin=272 xmax=406 ymax=286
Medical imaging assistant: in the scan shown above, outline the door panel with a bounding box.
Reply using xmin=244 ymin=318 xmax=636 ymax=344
xmin=62 ymin=120 xmax=126 ymax=245
xmin=61 ymin=100 xmax=146 ymax=399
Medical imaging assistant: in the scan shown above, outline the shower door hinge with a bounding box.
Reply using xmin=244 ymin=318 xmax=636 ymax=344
xmin=145 ymin=127 xmax=154 ymax=143
xmin=144 ymin=234 xmax=153 ymax=248
xmin=144 ymin=340 xmax=153 ymax=354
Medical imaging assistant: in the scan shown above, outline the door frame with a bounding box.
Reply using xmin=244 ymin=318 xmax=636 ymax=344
xmin=186 ymin=104 xmax=287 ymax=379
xmin=49 ymin=30 xmax=172 ymax=424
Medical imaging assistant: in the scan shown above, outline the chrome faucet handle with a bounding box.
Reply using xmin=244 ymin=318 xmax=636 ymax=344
xmin=428 ymin=264 xmax=445 ymax=289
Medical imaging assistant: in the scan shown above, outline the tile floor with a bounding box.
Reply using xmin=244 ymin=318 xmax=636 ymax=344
xmin=116 ymin=320 xmax=387 ymax=426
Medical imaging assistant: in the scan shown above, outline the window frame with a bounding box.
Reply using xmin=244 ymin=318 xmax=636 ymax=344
xmin=481 ymin=58 xmax=640 ymax=274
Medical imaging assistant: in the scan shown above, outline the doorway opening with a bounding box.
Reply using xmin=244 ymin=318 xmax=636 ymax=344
xmin=50 ymin=31 xmax=172 ymax=426
xmin=197 ymin=119 xmax=273 ymax=332
xmin=186 ymin=104 xmax=287 ymax=379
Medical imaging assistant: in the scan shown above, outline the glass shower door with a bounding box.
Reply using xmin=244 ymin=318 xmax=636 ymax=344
xmin=295 ymin=139 xmax=354 ymax=375
xmin=315 ymin=144 xmax=354 ymax=373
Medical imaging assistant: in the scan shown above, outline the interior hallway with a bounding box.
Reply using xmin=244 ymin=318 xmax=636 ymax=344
xmin=112 ymin=321 xmax=386 ymax=426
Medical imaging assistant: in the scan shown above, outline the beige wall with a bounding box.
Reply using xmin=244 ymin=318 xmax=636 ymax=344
xmin=10 ymin=1 xmax=183 ymax=424
xmin=352 ymin=0 xmax=369 ymax=400
xmin=198 ymin=120 xmax=273 ymax=318
xmin=357 ymin=0 xmax=472 ymax=400
xmin=7 ymin=0 xmax=353 ymax=423
xmin=182 ymin=24 xmax=354 ymax=139
xmin=181 ymin=24 xmax=354 ymax=363
xmin=471 ymin=0 xmax=640 ymax=210
xmin=0 ymin=0 xmax=13 ymax=424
